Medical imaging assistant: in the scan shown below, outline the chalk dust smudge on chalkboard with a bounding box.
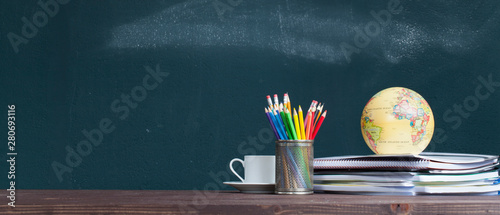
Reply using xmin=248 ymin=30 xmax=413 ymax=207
xmin=108 ymin=0 xmax=496 ymax=64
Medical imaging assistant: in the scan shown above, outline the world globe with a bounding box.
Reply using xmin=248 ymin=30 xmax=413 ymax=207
xmin=361 ymin=87 xmax=435 ymax=155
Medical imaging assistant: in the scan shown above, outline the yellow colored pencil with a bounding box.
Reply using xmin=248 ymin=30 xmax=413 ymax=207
xmin=293 ymin=108 xmax=302 ymax=140
xmin=298 ymin=106 xmax=306 ymax=140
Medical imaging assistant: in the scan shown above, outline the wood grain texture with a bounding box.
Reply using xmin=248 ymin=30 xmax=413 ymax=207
xmin=1 ymin=190 xmax=499 ymax=214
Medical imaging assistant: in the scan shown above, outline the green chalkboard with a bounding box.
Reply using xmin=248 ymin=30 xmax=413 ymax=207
xmin=1 ymin=0 xmax=499 ymax=191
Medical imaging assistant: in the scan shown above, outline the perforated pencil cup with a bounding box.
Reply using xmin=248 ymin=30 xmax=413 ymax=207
xmin=275 ymin=140 xmax=314 ymax=194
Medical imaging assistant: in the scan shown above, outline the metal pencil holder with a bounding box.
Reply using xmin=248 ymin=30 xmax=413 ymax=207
xmin=275 ymin=140 xmax=314 ymax=194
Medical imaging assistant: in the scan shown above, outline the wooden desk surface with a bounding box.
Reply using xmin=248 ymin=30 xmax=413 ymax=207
xmin=2 ymin=190 xmax=499 ymax=214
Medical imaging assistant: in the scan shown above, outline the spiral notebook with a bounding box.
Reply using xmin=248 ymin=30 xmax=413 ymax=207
xmin=313 ymin=171 xmax=500 ymax=182
xmin=313 ymin=183 xmax=500 ymax=195
xmin=314 ymin=152 xmax=499 ymax=171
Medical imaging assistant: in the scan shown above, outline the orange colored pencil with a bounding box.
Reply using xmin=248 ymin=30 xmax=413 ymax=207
xmin=284 ymin=93 xmax=291 ymax=113
xmin=314 ymin=103 xmax=323 ymax=126
xmin=311 ymin=110 xmax=327 ymax=139
xmin=304 ymin=100 xmax=316 ymax=130
xmin=286 ymin=93 xmax=292 ymax=113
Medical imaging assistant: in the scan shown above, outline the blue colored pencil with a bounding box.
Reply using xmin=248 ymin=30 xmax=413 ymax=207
xmin=268 ymin=108 xmax=284 ymax=139
xmin=265 ymin=108 xmax=280 ymax=139
xmin=285 ymin=147 xmax=307 ymax=187
xmin=267 ymin=107 xmax=283 ymax=139
xmin=273 ymin=106 xmax=288 ymax=140
xmin=274 ymin=107 xmax=288 ymax=140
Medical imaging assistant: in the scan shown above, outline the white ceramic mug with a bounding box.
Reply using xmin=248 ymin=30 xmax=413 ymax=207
xmin=229 ymin=155 xmax=275 ymax=183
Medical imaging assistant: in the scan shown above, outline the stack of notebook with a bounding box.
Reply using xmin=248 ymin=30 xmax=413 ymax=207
xmin=313 ymin=152 xmax=500 ymax=195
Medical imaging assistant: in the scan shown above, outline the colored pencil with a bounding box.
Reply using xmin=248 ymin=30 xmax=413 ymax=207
xmin=265 ymin=108 xmax=280 ymax=139
xmin=293 ymin=108 xmax=302 ymax=140
xmin=274 ymin=103 xmax=280 ymax=113
xmin=308 ymin=105 xmax=317 ymax=139
xmin=266 ymin=95 xmax=273 ymax=108
xmin=269 ymin=107 xmax=285 ymax=140
xmin=285 ymin=93 xmax=292 ymax=113
xmin=273 ymin=104 xmax=288 ymax=139
xmin=272 ymin=107 xmax=288 ymax=140
xmin=283 ymin=93 xmax=290 ymax=113
xmin=285 ymin=108 xmax=298 ymax=140
xmin=305 ymin=110 xmax=313 ymax=140
xmin=311 ymin=110 xmax=327 ymax=139
xmin=304 ymin=100 xmax=316 ymax=130
xmin=283 ymin=94 xmax=288 ymax=109
xmin=314 ymin=103 xmax=323 ymax=126
xmin=264 ymin=93 xmax=327 ymax=140
xmin=285 ymin=147 xmax=307 ymax=186
xmin=281 ymin=150 xmax=290 ymax=188
xmin=280 ymin=103 xmax=292 ymax=139
xmin=298 ymin=106 xmax=306 ymax=140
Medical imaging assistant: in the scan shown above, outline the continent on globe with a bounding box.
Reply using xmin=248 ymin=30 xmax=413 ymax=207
xmin=362 ymin=116 xmax=382 ymax=154
xmin=361 ymin=87 xmax=435 ymax=155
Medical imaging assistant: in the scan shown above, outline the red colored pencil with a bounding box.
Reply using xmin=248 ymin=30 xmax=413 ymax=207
xmin=311 ymin=110 xmax=327 ymax=140
xmin=314 ymin=103 xmax=324 ymax=127
xmin=307 ymin=105 xmax=317 ymax=139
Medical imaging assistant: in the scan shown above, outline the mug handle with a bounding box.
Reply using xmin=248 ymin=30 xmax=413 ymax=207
xmin=229 ymin=158 xmax=244 ymax=182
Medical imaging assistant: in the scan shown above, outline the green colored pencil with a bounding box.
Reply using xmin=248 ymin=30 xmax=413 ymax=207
xmin=280 ymin=103 xmax=292 ymax=139
xmin=285 ymin=108 xmax=298 ymax=140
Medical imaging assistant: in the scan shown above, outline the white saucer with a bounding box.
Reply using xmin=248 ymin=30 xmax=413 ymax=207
xmin=223 ymin=181 xmax=275 ymax=194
